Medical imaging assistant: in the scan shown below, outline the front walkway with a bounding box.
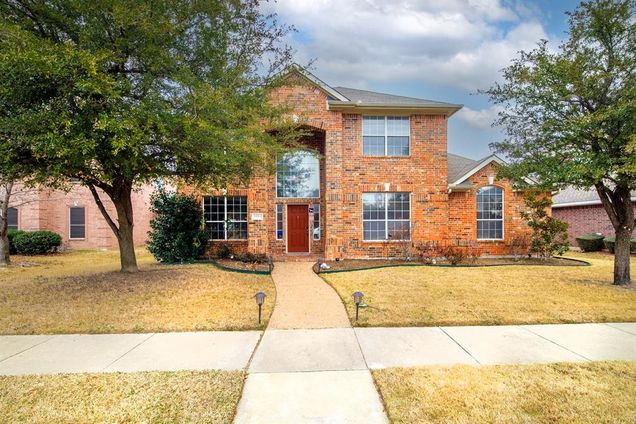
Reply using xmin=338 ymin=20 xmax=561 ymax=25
xmin=267 ymin=261 xmax=350 ymax=329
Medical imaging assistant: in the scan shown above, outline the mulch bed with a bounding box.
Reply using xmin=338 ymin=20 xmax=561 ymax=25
xmin=316 ymin=256 xmax=588 ymax=273
xmin=214 ymin=259 xmax=271 ymax=273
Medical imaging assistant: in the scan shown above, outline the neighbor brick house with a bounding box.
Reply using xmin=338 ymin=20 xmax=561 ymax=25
xmin=552 ymin=187 xmax=636 ymax=244
xmin=198 ymin=67 xmax=533 ymax=260
xmin=6 ymin=183 xmax=153 ymax=250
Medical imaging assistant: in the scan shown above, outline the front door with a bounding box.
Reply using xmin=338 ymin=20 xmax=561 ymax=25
xmin=287 ymin=205 xmax=309 ymax=253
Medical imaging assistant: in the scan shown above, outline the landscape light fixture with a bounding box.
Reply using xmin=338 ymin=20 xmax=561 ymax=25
xmin=255 ymin=292 xmax=266 ymax=324
xmin=352 ymin=291 xmax=364 ymax=321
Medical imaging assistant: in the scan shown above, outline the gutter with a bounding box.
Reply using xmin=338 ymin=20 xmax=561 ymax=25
xmin=328 ymin=101 xmax=463 ymax=117
xmin=552 ymin=197 xmax=636 ymax=209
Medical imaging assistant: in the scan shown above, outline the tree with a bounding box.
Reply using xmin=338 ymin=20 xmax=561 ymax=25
xmin=522 ymin=192 xmax=570 ymax=259
xmin=485 ymin=0 xmax=636 ymax=285
xmin=0 ymin=179 xmax=14 ymax=266
xmin=0 ymin=0 xmax=297 ymax=272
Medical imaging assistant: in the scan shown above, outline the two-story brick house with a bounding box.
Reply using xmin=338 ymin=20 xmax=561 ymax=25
xmin=200 ymin=67 xmax=532 ymax=260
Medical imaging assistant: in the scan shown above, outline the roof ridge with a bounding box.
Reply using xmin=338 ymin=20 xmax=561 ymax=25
xmin=334 ymin=85 xmax=444 ymax=104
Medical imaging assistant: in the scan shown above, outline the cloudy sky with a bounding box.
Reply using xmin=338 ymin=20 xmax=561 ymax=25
xmin=264 ymin=0 xmax=580 ymax=159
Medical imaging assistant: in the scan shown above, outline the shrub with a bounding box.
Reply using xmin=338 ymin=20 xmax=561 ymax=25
xmin=7 ymin=229 xmax=25 ymax=254
xmin=216 ymin=243 xmax=233 ymax=259
xmin=508 ymin=235 xmax=531 ymax=260
xmin=237 ymin=252 xmax=268 ymax=264
xmin=147 ymin=190 xmax=209 ymax=263
xmin=603 ymin=236 xmax=636 ymax=254
xmin=11 ymin=230 xmax=62 ymax=255
xmin=575 ymin=233 xmax=605 ymax=252
xmin=414 ymin=241 xmax=439 ymax=264
xmin=439 ymin=244 xmax=466 ymax=265
xmin=522 ymin=192 xmax=569 ymax=258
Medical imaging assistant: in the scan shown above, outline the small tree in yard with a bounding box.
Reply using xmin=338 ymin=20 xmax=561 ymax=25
xmin=148 ymin=190 xmax=209 ymax=263
xmin=485 ymin=0 xmax=636 ymax=285
xmin=0 ymin=1 xmax=297 ymax=273
xmin=522 ymin=192 xmax=570 ymax=259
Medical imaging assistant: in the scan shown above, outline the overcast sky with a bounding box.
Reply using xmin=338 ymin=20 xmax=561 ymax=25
xmin=264 ymin=0 xmax=580 ymax=159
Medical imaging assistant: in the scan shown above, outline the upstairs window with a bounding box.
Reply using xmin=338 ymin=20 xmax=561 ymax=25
xmin=7 ymin=207 xmax=18 ymax=230
xmin=204 ymin=196 xmax=248 ymax=240
xmin=363 ymin=116 xmax=410 ymax=156
xmin=69 ymin=207 xmax=86 ymax=239
xmin=477 ymin=186 xmax=503 ymax=240
xmin=362 ymin=192 xmax=410 ymax=241
xmin=277 ymin=151 xmax=320 ymax=198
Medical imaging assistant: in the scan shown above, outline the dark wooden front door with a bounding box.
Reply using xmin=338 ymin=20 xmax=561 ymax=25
xmin=287 ymin=205 xmax=309 ymax=253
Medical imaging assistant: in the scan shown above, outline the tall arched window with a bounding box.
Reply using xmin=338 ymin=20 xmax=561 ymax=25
xmin=477 ymin=186 xmax=503 ymax=240
xmin=276 ymin=151 xmax=320 ymax=198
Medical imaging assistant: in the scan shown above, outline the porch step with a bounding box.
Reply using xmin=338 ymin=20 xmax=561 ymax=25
xmin=270 ymin=254 xmax=321 ymax=262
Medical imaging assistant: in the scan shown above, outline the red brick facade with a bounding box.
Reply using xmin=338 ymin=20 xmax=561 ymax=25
xmin=198 ymin=74 xmax=533 ymax=259
xmin=553 ymin=203 xmax=636 ymax=244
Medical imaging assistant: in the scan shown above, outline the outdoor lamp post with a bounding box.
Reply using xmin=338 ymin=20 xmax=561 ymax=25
xmin=255 ymin=292 xmax=266 ymax=324
xmin=353 ymin=291 xmax=364 ymax=321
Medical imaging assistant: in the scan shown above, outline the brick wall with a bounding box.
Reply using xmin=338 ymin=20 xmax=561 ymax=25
xmin=449 ymin=163 xmax=532 ymax=255
xmin=9 ymin=183 xmax=154 ymax=250
xmin=553 ymin=203 xmax=636 ymax=244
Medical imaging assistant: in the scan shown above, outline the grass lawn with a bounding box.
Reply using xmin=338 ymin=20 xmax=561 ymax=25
xmin=0 ymin=370 xmax=244 ymax=423
xmin=0 ymin=249 xmax=275 ymax=334
xmin=373 ymin=361 xmax=636 ymax=424
xmin=323 ymin=252 xmax=636 ymax=327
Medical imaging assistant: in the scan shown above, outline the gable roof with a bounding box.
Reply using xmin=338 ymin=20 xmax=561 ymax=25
xmin=552 ymin=187 xmax=636 ymax=208
xmin=284 ymin=65 xmax=462 ymax=116
xmin=448 ymin=153 xmax=507 ymax=188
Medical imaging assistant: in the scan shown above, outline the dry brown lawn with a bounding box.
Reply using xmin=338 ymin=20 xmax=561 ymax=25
xmin=373 ymin=361 xmax=636 ymax=424
xmin=0 ymin=249 xmax=275 ymax=334
xmin=0 ymin=370 xmax=244 ymax=423
xmin=323 ymin=252 xmax=636 ymax=326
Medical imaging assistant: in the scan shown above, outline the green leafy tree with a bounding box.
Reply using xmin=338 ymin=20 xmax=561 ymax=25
xmin=485 ymin=0 xmax=636 ymax=285
xmin=147 ymin=190 xmax=209 ymax=263
xmin=522 ymin=192 xmax=570 ymax=259
xmin=0 ymin=0 xmax=297 ymax=272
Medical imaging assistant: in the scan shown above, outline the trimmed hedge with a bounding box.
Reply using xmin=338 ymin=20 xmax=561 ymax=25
xmin=575 ymin=233 xmax=605 ymax=252
xmin=11 ymin=230 xmax=62 ymax=255
xmin=603 ymin=236 xmax=636 ymax=254
xmin=7 ymin=229 xmax=25 ymax=254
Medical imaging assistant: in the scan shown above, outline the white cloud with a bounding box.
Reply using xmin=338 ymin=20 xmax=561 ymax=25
xmin=265 ymin=0 xmax=550 ymax=91
xmin=455 ymin=105 xmax=503 ymax=130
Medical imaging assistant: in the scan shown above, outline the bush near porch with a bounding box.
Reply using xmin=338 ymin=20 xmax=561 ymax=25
xmin=0 ymin=249 xmax=275 ymax=334
xmin=322 ymin=252 xmax=636 ymax=327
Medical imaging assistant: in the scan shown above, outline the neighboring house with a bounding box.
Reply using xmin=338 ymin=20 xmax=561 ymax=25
xmin=198 ymin=67 xmax=533 ymax=260
xmin=7 ymin=183 xmax=153 ymax=250
xmin=552 ymin=187 xmax=636 ymax=244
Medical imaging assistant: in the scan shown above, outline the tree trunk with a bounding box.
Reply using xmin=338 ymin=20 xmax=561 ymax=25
xmin=0 ymin=181 xmax=12 ymax=267
xmin=0 ymin=230 xmax=9 ymax=267
xmin=112 ymin=187 xmax=138 ymax=273
xmin=613 ymin=226 xmax=632 ymax=286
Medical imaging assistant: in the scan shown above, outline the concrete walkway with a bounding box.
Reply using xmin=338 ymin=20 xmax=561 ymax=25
xmin=268 ymin=261 xmax=350 ymax=329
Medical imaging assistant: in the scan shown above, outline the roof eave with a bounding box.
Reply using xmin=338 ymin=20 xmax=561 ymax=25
xmin=328 ymin=101 xmax=463 ymax=117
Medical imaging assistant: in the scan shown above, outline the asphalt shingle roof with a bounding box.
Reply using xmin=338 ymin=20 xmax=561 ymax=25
xmin=448 ymin=153 xmax=480 ymax=184
xmin=332 ymin=86 xmax=461 ymax=108
xmin=553 ymin=187 xmax=636 ymax=206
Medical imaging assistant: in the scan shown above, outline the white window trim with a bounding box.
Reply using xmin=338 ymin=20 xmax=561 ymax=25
xmin=68 ymin=206 xmax=86 ymax=240
xmin=362 ymin=116 xmax=411 ymax=157
xmin=275 ymin=150 xmax=321 ymax=199
xmin=476 ymin=186 xmax=505 ymax=241
xmin=362 ymin=192 xmax=412 ymax=242
xmin=203 ymin=196 xmax=249 ymax=241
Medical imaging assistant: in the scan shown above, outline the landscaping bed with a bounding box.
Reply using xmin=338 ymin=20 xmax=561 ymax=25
xmin=214 ymin=258 xmax=271 ymax=273
xmin=0 ymin=370 xmax=244 ymax=424
xmin=322 ymin=252 xmax=636 ymax=327
xmin=316 ymin=256 xmax=587 ymax=273
xmin=373 ymin=361 xmax=636 ymax=424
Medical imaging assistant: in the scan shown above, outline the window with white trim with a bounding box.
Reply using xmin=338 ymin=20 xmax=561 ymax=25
xmin=204 ymin=196 xmax=248 ymax=240
xmin=477 ymin=186 xmax=503 ymax=240
xmin=7 ymin=207 xmax=18 ymax=230
xmin=362 ymin=192 xmax=410 ymax=241
xmin=276 ymin=204 xmax=284 ymax=240
xmin=312 ymin=203 xmax=320 ymax=240
xmin=276 ymin=151 xmax=320 ymax=198
xmin=363 ymin=116 xmax=410 ymax=156
xmin=69 ymin=207 xmax=85 ymax=239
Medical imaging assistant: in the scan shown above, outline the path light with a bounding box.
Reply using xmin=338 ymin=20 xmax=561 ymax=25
xmin=255 ymin=292 xmax=266 ymax=324
xmin=353 ymin=291 xmax=364 ymax=321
